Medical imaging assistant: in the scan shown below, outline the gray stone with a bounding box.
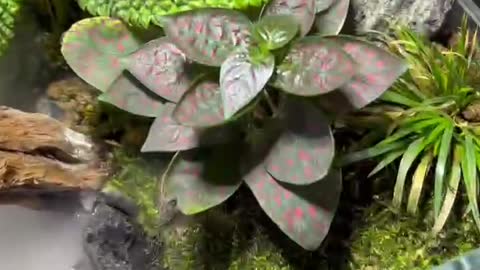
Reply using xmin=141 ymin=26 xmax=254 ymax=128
xmin=350 ymin=0 xmax=455 ymax=36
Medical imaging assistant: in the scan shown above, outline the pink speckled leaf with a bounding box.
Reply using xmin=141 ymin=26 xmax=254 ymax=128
xmin=265 ymin=99 xmax=334 ymax=184
xmin=99 ymin=73 xmax=171 ymax=117
xmin=264 ymin=0 xmax=316 ymax=37
xmin=220 ymin=48 xmax=275 ymax=119
xmin=165 ymin=148 xmax=242 ymax=214
xmin=141 ymin=105 xmax=232 ymax=152
xmin=61 ymin=17 xmax=141 ymax=92
xmin=173 ymin=80 xmax=225 ymax=127
xmin=323 ymin=35 xmax=407 ymax=109
xmin=125 ymin=37 xmax=195 ymax=102
xmin=244 ymin=165 xmax=342 ymax=250
xmin=274 ymin=36 xmax=356 ymax=96
xmin=252 ymin=15 xmax=299 ymax=50
xmin=314 ymin=0 xmax=350 ymax=35
xmin=315 ymin=0 xmax=334 ymax=12
xmin=162 ymin=8 xmax=252 ymax=66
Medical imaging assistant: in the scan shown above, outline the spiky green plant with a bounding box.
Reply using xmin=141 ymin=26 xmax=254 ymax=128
xmin=0 ymin=0 xmax=22 ymax=55
xmin=60 ymin=0 xmax=406 ymax=250
xmin=76 ymin=0 xmax=269 ymax=28
xmin=341 ymin=19 xmax=480 ymax=233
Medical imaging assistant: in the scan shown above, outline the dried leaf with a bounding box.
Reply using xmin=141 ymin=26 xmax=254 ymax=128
xmin=275 ymin=36 xmax=356 ymax=96
xmin=265 ymin=99 xmax=334 ymax=184
xmin=314 ymin=0 xmax=350 ymax=35
xmin=99 ymin=73 xmax=171 ymax=118
xmin=244 ymin=165 xmax=342 ymax=250
xmin=165 ymin=149 xmax=242 ymax=215
xmin=264 ymin=0 xmax=316 ymax=37
xmin=162 ymin=8 xmax=252 ymax=66
xmin=61 ymin=17 xmax=141 ymax=91
xmin=141 ymin=105 xmax=232 ymax=152
xmin=125 ymin=37 xmax=195 ymax=102
xmin=252 ymin=15 xmax=299 ymax=50
xmin=173 ymin=80 xmax=225 ymax=127
xmin=323 ymin=36 xmax=407 ymax=109
xmin=220 ymin=48 xmax=275 ymax=119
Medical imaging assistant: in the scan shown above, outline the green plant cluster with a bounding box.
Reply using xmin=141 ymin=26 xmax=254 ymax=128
xmin=0 ymin=0 xmax=22 ymax=55
xmin=60 ymin=0 xmax=406 ymax=250
xmin=76 ymin=0 xmax=268 ymax=28
xmin=342 ymin=18 xmax=480 ymax=234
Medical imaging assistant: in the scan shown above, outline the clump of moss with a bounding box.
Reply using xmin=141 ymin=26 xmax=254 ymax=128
xmin=349 ymin=199 xmax=480 ymax=270
xmin=102 ymin=149 xmax=165 ymax=236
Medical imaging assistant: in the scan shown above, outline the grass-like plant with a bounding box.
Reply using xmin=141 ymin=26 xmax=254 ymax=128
xmin=60 ymin=0 xmax=406 ymax=250
xmin=341 ymin=19 xmax=480 ymax=233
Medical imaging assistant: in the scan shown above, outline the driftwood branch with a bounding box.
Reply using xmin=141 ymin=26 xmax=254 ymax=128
xmin=0 ymin=106 xmax=107 ymax=192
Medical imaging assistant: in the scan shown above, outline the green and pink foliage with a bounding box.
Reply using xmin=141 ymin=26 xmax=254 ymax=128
xmin=60 ymin=0 xmax=406 ymax=250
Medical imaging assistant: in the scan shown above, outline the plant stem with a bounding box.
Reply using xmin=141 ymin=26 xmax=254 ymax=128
xmin=158 ymin=151 xmax=180 ymax=198
xmin=263 ymin=90 xmax=277 ymax=115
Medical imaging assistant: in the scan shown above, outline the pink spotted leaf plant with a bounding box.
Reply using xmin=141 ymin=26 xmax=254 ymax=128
xmin=61 ymin=0 xmax=406 ymax=250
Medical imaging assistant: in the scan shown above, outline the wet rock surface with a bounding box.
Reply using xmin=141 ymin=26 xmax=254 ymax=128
xmin=351 ymin=0 xmax=454 ymax=36
xmin=82 ymin=193 xmax=163 ymax=270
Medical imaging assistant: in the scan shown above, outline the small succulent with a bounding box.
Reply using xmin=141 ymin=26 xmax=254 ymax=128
xmin=61 ymin=0 xmax=406 ymax=250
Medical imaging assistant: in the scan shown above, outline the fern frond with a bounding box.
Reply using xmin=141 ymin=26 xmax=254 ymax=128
xmin=0 ymin=0 xmax=22 ymax=56
xmin=76 ymin=0 xmax=268 ymax=28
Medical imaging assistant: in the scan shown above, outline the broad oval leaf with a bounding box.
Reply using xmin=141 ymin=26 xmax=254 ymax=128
xmin=173 ymin=80 xmax=225 ymax=127
xmin=61 ymin=17 xmax=141 ymax=92
xmin=433 ymin=247 xmax=480 ymax=270
xmin=125 ymin=37 xmax=195 ymax=102
xmin=322 ymin=36 xmax=407 ymax=109
xmin=314 ymin=0 xmax=350 ymax=35
xmin=164 ymin=149 xmax=243 ymax=215
xmin=220 ymin=48 xmax=275 ymax=119
xmin=141 ymin=105 xmax=232 ymax=152
xmin=265 ymin=99 xmax=334 ymax=184
xmin=274 ymin=36 xmax=356 ymax=96
xmin=162 ymin=8 xmax=252 ymax=66
xmin=252 ymin=15 xmax=299 ymax=50
xmin=315 ymin=0 xmax=334 ymax=12
xmin=99 ymin=73 xmax=171 ymax=117
xmin=264 ymin=0 xmax=316 ymax=37
xmin=244 ymin=165 xmax=342 ymax=250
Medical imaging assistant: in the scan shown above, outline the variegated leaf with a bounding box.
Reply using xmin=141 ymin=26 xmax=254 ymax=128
xmin=162 ymin=8 xmax=252 ymax=66
xmin=220 ymin=48 xmax=275 ymax=119
xmin=265 ymin=99 xmax=334 ymax=184
xmin=164 ymin=149 xmax=242 ymax=215
xmin=61 ymin=17 xmax=141 ymax=92
xmin=173 ymin=80 xmax=225 ymax=127
xmin=252 ymin=15 xmax=299 ymax=50
xmin=125 ymin=37 xmax=194 ymax=102
xmin=244 ymin=165 xmax=342 ymax=250
xmin=314 ymin=0 xmax=350 ymax=35
xmin=315 ymin=0 xmax=334 ymax=13
xmin=264 ymin=0 xmax=316 ymax=37
xmin=99 ymin=73 xmax=171 ymax=117
xmin=274 ymin=36 xmax=356 ymax=96
xmin=141 ymin=105 xmax=232 ymax=152
xmin=323 ymin=36 xmax=407 ymax=109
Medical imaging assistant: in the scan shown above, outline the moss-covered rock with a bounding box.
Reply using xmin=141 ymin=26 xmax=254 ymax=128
xmin=349 ymin=200 xmax=480 ymax=270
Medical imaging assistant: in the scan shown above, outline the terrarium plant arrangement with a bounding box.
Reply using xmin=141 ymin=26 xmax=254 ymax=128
xmin=60 ymin=0 xmax=406 ymax=250
xmin=341 ymin=19 xmax=480 ymax=234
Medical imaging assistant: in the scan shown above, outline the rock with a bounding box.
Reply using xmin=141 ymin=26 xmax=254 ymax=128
xmin=350 ymin=0 xmax=454 ymax=36
xmin=82 ymin=193 xmax=163 ymax=270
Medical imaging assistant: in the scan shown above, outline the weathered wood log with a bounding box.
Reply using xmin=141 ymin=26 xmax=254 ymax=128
xmin=0 ymin=106 xmax=108 ymax=192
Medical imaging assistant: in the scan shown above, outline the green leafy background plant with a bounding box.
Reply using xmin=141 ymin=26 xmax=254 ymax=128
xmin=60 ymin=0 xmax=406 ymax=250
xmin=341 ymin=18 xmax=480 ymax=234
xmin=0 ymin=0 xmax=22 ymax=55
xmin=76 ymin=0 xmax=269 ymax=28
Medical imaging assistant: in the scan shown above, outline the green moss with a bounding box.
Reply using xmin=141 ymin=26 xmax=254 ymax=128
xmin=349 ymin=200 xmax=480 ymax=270
xmin=162 ymin=208 xmax=293 ymax=270
xmin=102 ymin=149 xmax=165 ymax=235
